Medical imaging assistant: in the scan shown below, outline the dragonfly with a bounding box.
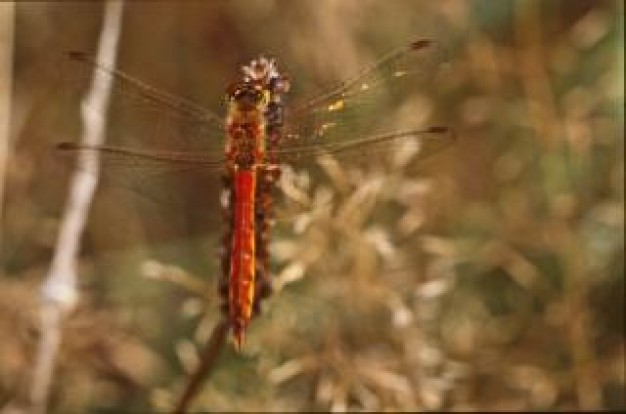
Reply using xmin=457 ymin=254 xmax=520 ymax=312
xmin=57 ymin=39 xmax=455 ymax=348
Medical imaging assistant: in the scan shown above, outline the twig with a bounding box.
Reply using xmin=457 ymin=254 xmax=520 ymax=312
xmin=28 ymin=2 xmax=124 ymax=413
xmin=173 ymin=320 xmax=229 ymax=414
xmin=0 ymin=2 xmax=14 ymax=242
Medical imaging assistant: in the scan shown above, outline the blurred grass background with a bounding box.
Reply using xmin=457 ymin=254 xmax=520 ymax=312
xmin=1 ymin=0 xmax=623 ymax=412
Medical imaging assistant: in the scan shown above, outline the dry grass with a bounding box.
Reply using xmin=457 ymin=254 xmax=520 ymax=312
xmin=2 ymin=1 xmax=623 ymax=412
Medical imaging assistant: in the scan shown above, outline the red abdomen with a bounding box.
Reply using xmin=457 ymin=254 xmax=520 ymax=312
xmin=229 ymin=169 xmax=257 ymax=348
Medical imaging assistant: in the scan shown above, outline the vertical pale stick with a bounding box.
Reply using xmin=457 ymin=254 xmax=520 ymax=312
xmin=0 ymin=2 xmax=14 ymax=238
xmin=29 ymin=1 xmax=124 ymax=413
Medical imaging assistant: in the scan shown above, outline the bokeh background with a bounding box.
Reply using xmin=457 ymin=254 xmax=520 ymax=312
xmin=2 ymin=0 xmax=623 ymax=412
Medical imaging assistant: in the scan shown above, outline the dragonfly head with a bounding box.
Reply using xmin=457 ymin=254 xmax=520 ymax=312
xmin=228 ymin=56 xmax=290 ymax=108
xmin=227 ymin=82 xmax=269 ymax=111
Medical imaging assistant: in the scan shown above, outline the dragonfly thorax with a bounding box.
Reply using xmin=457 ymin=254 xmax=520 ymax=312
xmin=225 ymin=86 xmax=266 ymax=169
xmin=225 ymin=56 xmax=289 ymax=169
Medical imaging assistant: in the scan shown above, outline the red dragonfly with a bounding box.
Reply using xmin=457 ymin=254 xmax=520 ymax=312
xmin=57 ymin=39 xmax=455 ymax=348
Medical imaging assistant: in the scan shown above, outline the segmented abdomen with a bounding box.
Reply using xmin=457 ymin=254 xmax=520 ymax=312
xmin=219 ymin=166 xmax=276 ymax=348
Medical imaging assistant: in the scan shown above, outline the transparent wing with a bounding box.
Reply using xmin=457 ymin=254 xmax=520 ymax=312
xmin=271 ymin=126 xmax=455 ymax=167
xmin=55 ymin=51 xmax=228 ymax=208
xmin=285 ymin=39 xmax=447 ymax=146
xmin=60 ymin=51 xmax=226 ymax=157
xmin=66 ymin=51 xmax=225 ymax=133
xmin=54 ymin=142 xmax=227 ymax=212
xmin=56 ymin=142 xmax=226 ymax=170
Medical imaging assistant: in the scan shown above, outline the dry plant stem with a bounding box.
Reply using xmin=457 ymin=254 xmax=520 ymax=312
xmin=29 ymin=1 xmax=124 ymax=413
xmin=0 ymin=2 xmax=14 ymax=234
xmin=173 ymin=320 xmax=229 ymax=414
